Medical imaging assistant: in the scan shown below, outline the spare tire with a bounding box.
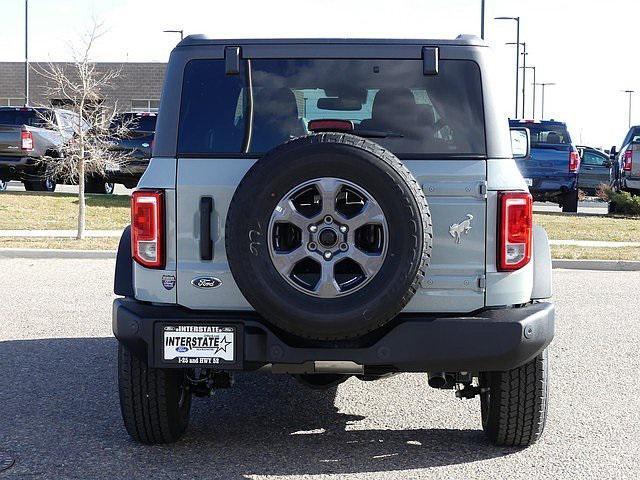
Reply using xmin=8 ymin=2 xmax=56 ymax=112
xmin=226 ymin=133 xmax=432 ymax=340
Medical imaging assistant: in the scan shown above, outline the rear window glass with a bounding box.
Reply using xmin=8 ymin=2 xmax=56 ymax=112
xmin=110 ymin=113 xmax=157 ymax=132
xmin=513 ymin=122 xmax=572 ymax=146
xmin=0 ymin=109 xmax=53 ymax=128
xmin=177 ymin=59 xmax=486 ymax=157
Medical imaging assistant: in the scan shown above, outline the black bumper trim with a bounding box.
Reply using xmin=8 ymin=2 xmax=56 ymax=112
xmin=113 ymin=298 xmax=554 ymax=372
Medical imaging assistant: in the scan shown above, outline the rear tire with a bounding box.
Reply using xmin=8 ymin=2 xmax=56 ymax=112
xmin=480 ymin=349 xmax=549 ymax=447
xmin=561 ymin=189 xmax=578 ymax=213
xmin=118 ymin=343 xmax=191 ymax=444
xmin=23 ymin=178 xmax=56 ymax=192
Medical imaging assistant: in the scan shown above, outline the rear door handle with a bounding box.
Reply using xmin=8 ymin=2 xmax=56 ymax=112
xmin=199 ymin=197 xmax=214 ymax=260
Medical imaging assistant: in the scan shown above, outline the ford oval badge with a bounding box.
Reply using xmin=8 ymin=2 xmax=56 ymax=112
xmin=191 ymin=277 xmax=222 ymax=289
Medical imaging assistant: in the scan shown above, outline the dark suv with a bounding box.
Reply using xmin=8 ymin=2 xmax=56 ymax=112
xmin=113 ymin=36 xmax=554 ymax=447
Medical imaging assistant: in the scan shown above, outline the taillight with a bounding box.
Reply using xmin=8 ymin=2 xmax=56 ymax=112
xmin=131 ymin=190 xmax=164 ymax=269
xmin=498 ymin=192 xmax=533 ymax=272
xmin=21 ymin=129 xmax=33 ymax=151
xmin=623 ymin=150 xmax=633 ymax=172
xmin=569 ymin=150 xmax=580 ymax=173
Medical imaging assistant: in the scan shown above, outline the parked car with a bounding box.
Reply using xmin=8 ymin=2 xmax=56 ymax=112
xmin=106 ymin=112 xmax=157 ymax=188
xmin=576 ymin=145 xmax=613 ymax=194
xmin=0 ymin=106 xmax=114 ymax=194
xmin=610 ymin=126 xmax=640 ymax=194
xmin=113 ymin=36 xmax=554 ymax=447
xmin=509 ymin=119 xmax=581 ymax=212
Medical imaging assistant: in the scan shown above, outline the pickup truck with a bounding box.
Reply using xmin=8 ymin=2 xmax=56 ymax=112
xmin=509 ymin=119 xmax=581 ymax=212
xmin=0 ymin=107 xmax=68 ymax=191
xmin=106 ymin=112 xmax=157 ymax=188
xmin=611 ymin=126 xmax=640 ymax=194
xmin=0 ymin=106 xmax=115 ymax=194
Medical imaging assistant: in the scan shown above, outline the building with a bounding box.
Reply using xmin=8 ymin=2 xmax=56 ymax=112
xmin=0 ymin=61 xmax=166 ymax=112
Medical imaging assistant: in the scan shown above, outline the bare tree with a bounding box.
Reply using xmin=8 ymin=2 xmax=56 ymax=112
xmin=34 ymin=21 xmax=132 ymax=240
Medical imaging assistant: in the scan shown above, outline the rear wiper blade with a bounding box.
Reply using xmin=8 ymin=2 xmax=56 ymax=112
xmin=353 ymin=129 xmax=404 ymax=138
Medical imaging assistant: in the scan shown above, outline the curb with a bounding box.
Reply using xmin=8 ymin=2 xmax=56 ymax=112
xmin=0 ymin=248 xmax=116 ymax=259
xmin=1 ymin=248 xmax=639 ymax=270
xmin=552 ymin=259 xmax=640 ymax=271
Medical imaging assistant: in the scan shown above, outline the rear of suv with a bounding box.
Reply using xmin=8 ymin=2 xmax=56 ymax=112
xmin=509 ymin=119 xmax=581 ymax=212
xmin=113 ymin=36 xmax=554 ymax=447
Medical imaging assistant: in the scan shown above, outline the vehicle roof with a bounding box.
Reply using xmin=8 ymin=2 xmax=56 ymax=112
xmin=509 ymin=119 xmax=567 ymax=126
xmin=176 ymin=35 xmax=487 ymax=48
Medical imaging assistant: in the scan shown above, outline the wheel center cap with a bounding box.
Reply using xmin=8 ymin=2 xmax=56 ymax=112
xmin=318 ymin=228 xmax=338 ymax=248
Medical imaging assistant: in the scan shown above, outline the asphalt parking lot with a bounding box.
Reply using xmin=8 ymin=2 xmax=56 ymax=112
xmin=1 ymin=258 xmax=639 ymax=479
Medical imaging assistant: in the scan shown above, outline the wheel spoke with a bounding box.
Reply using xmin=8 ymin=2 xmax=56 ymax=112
xmin=350 ymin=247 xmax=385 ymax=277
xmin=271 ymin=245 xmax=309 ymax=275
xmin=315 ymin=178 xmax=342 ymax=216
xmin=272 ymin=199 xmax=308 ymax=229
xmin=314 ymin=260 xmax=341 ymax=297
xmin=346 ymin=200 xmax=385 ymax=230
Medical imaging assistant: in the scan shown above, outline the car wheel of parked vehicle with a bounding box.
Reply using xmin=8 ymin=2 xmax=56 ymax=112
xmin=23 ymin=178 xmax=56 ymax=192
xmin=0 ymin=179 xmax=7 ymax=191
xmin=480 ymin=348 xmax=549 ymax=447
xmin=561 ymin=189 xmax=578 ymax=213
xmin=86 ymin=178 xmax=115 ymax=194
xmin=226 ymin=133 xmax=432 ymax=340
xmin=118 ymin=344 xmax=191 ymax=444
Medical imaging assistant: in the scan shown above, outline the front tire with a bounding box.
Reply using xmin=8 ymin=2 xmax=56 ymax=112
xmin=118 ymin=343 xmax=191 ymax=444
xmin=86 ymin=178 xmax=115 ymax=194
xmin=480 ymin=349 xmax=549 ymax=447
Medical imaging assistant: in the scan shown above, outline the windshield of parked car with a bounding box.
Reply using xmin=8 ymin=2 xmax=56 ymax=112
xmin=177 ymin=58 xmax=486 ymax=157
xmin=514 ymin=122 xmax=572 ymax=146
xmin=0 ymin=108 xmax=53 ymax=128
xmin=110 ymin=114 xmax=157 ymax=132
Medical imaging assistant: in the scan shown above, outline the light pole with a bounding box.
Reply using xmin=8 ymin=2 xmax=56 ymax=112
xmin=521 ymin=65 xmax=536 ymax=119
xmin=622 ymin=90 xmax=635 ymax=128
xmin=163 ymin=29 xmax=184 ymax=41
xmin=534 ymin=82 xmax=555 ymax=119
xmin=24 ymin=0 xmax=29 ymax=105
xmin=507 ymin=41 xmax=527 ymax=118
xmin=481 ymin=0 xmax=485 ymax=39
xmin=495 ymin=16 xmax=520 ymax=118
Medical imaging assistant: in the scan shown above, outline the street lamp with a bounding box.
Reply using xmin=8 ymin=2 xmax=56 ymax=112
xmin=622 ymin=90 xmax=635 ymax=128
xmin=24 ymin=0 xmax=29 ymax=105
xmin=507 ymin=41 xmax=527 ymax=118
xmin=495 ymin=16 xmax=520 ymax=118
xmin=534 ymin=82 xmax=556 ymax=119
xmin=521 ymin=65 xmax=536 ymax=119
xmin=163 ymin=29 xmax=184 ymax=41
xmin=480 ymin=0 xmax=486 ymax=39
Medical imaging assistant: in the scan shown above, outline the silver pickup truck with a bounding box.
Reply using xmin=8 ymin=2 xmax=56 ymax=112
xmin=613 ymin=126 xmax=640 ymax=193
xmin=0 ymin=107 xmax=73 ymax=192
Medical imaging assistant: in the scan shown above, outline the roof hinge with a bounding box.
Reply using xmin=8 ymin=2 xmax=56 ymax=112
xmin=225 ymin=46 xmax=241 ymax=75
xmin=422 ymin=47 xmax=439 ymax=75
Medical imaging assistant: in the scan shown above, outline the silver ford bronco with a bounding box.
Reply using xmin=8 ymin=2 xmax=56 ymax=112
xmin=113 ymin=36 xmax=554 ymax=446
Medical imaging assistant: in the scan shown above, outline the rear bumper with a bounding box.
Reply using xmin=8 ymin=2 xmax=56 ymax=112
xmin=113 ymin=298 xmax=555 ymax=373
xmin=105 ymin=160 xmax=148 ymax=187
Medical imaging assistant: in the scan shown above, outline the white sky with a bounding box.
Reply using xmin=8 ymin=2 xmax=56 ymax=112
xmin=1 ymin=0 xmax=638 ymax=148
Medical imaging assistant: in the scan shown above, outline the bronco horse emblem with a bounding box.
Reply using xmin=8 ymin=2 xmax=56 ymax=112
xmin=449 ymin=214 xmax=473 ymax=244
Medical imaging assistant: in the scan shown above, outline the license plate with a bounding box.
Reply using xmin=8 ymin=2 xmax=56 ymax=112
xmin=163 ymin=325 xmax=235 ymax=365
xmin=524 ymin=178 xmax=533 ymax=186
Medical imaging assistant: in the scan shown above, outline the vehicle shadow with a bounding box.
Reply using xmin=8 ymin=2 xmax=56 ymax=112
xmin=0 ymin=338 xmax=513 ymax=479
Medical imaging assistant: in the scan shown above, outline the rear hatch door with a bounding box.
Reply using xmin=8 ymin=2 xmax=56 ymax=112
xmin=174 ymin=50 xmax=487 ymax=314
